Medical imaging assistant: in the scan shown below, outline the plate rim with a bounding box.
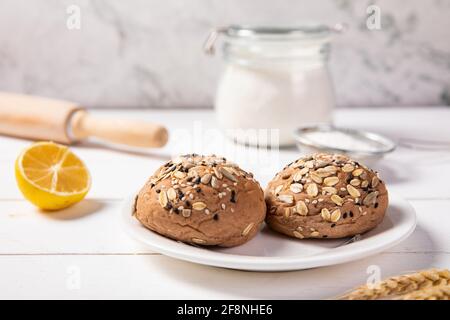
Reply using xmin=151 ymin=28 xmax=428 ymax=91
xmin=119 ymin=192 xmax=416 ymax=271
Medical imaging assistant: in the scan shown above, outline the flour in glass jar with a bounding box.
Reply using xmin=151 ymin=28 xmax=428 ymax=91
xmin=215 ymin=63 xmax=334 ymax=147
xmin=210 ymin=25 xmax=338 ymax=147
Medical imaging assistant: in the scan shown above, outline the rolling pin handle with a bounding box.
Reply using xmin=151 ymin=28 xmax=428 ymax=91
xmin=70 ymin=110 xmax=168 ymax=148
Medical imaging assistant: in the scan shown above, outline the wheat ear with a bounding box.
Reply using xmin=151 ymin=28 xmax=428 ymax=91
xmin=339 ymin=268 xmax=450 ymax=300
xmin=395 ymin=284 xmax=450 ymax=300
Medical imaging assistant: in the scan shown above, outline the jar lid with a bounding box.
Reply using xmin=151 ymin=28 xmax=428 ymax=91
xmin=293 ymin=125 xmax=396 ymax=159
xmin=204 ymin=23 xmax=345 ymax=55
xmin=224 ymin=24 xmax=335 ymax=41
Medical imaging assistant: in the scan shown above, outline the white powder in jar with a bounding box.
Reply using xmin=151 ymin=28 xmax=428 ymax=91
xmin=215 ymin=63 xmax=335 ymax=147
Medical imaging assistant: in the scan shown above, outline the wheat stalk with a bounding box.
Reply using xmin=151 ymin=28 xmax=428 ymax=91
xmin=339 ymin=268 xmax=450 ymax=300
xmin=395 ymin=284 xmax=450 ymax=300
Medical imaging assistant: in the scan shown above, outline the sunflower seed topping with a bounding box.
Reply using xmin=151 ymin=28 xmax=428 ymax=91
xmin=211 ymin=176 xmax=219 ymax=189
xmin=342 ymin=164 xmax=355 ymax=173
xmin=321 ymin=208 xmax=331 ymax=221
xmin=278 ymin=194 xmax=294 ymax=204
xmin=331 ymin=194 xmax=344 ymax=206
xmin=347 ymin=185 xmax=361 ymax=198
xmin=296 ymin=201 xmax=308 ymax=216
xmin=165 ymin=164 xmax=177 ymax=174
xmin=213 ymin=167 xmax=223 ymax=179
xmin=299 ymin=167 xmax=310 ymax=175
xmin=192 ymin=238 xmax=206 ymax=244
xmin=363 ymin=191 xmax=379 ymax=206
xmin=158 ymin=191 xmax=168 ymax=208
xmin=330 ymin=209 xmax=341 ymax=222
xmin=361 ymin=180 xmax=369 ymax=188
xmin=242 ymin=223 xmax=255 ymax=236
xmin=310 ymin=231 xmax=320 ymax=237
xmin=350 ymin=178 xmax=361 ymax=187
xmin=174 ymin=171 xmax=186 ymax=179
xmin=184 ymin=162 xmax=195 ymax=170
xmin=352 ymin=168 xmax=364 ymax=177
xmin=305 ymin=160 xmax=315 ymax=168
xmin=293 ymin=171 xmax=303 ymax=182
xmin=192 ymin=202 xmax=207 ymax=210
xmin=289 ymin=183 xmax=303 ymax=193
xmin=284 ymin=207 xmax=291 ymax=218
xmin=293 ymin=231 xmax=305 ymax=239
xmin=371 ymin=176 xmax=379 ymax=188
xmin=310 ymin=172 xmax=323 ymax=184
xmin=167 ymin=188 xmax=177 ymax=201
xmin=306 ymin=183 xmax=318 ymax=197
xmin=291 ymin=161 xmax=304 ymax=168
xmin=322 ymin=187 xmax=337 ymax=195
xmin=324 ymin=176 xmax=339 ymax=186
xmin=220 ymin=167 xmax=237 ymax=182
xmin=274 ymin=185 xmax=283 ymax=194
xmin=315 ymin=159 xmax=331 ymax=168
xmin=200 ymin=173 xmax=212 ymax=184
xmin=316 ymin=166 xmax=337 ymax=178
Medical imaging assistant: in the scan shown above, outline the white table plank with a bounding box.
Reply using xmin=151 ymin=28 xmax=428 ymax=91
xmin=0 ymin=200 xmax=149 ymax=254
xmin=0 ymin=199 xmax=448 ymax=255
xmin=0 ymin=253 xmax=448 ymax=299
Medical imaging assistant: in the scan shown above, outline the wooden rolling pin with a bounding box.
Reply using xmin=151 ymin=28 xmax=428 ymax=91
xmin=0 ymin=92 xmax=168 ymax=148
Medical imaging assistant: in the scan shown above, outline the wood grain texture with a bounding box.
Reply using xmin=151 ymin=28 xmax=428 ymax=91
xmin=0 ymin=253 xmax=449 ymax=299
xmin=71 ymin=110 xmax=169 ymax=147
xmin=0 ymin=92 xmax=79 ymax=143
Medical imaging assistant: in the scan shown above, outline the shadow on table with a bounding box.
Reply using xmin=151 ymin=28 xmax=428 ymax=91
xmin=147 ymin=224 xmax=438 ymax=299
xmin=76 ymin=140 xmax=172 ymax=161
xmin=40 ymin=199 xmax=105 ymax=220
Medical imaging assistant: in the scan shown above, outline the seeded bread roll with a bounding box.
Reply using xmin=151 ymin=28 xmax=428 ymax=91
xmin=134 ymin=154 xmax=266 ymax=247
xmin=265 ymin=153 xmax=388 ymax=239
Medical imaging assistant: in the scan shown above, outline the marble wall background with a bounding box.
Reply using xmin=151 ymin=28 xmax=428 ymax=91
xmin=0 ymin=0 xmax=449 ymax=108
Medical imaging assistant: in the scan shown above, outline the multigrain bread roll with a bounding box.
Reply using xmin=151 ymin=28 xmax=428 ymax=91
xmin=265 ymin=153 xmax=388 ymax=239
xmin=134 ymin=154 xmax=266 ymax=247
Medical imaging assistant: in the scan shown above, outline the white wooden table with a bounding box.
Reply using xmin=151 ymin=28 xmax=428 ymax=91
xmin=1 ymin=107 xmax=449 ymax=299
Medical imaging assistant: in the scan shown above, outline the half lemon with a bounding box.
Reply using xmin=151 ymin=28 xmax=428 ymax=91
xmin=15 ymin=142 xmax=91 ymax=210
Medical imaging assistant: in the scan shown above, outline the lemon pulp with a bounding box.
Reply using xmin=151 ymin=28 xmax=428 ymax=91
xmin=15 ymin=142 xmax=91 ymax=210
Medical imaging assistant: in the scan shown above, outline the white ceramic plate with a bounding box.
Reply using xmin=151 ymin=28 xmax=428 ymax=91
xmin=120 ymin=193 xmax=416 ymax=271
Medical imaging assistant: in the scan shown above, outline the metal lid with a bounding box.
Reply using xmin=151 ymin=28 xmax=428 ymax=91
xmin=204 ymin=23 xmax=346 ymax=55
xmin=224 ymin=24 xmax=333 ymax=40
xmin=293 ymin=125 xmax=396 ymax=158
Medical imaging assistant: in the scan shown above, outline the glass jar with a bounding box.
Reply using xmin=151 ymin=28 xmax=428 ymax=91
xmin=205 ymin=25 xmax=338 ymax=147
